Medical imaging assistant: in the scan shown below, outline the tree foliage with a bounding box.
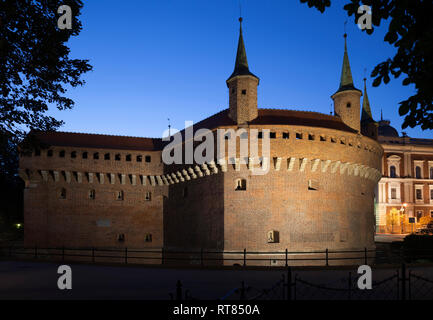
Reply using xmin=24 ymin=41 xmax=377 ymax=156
xmin=300 ymin=0 xmax=433 ymax=130
xmin=0 ymin=0 xmax=92 ymax=223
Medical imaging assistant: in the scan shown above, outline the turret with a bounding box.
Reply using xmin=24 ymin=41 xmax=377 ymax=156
xmin=331 ymin=34 xmax=362 ymax=132
xmin=361 ymin=78 xmax=378 ymax=140
xmin=226 ymin=17 xmax=259 ymax=125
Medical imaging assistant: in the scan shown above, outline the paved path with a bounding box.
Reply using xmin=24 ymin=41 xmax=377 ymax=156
xmin=1 ymin=260 xmax=432 ymax=300
xmin=375 ymin=233 xmax=408 ymax=243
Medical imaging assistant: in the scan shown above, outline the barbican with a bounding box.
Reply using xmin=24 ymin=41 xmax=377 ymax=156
xmin=20 ymin=18 xmax=385 ymax=266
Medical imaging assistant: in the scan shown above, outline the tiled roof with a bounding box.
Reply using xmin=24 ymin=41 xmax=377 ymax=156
xmin=31 ymin=108 xmax=358 ymax=151
xmin=32 ymin=131 xmax=163 ymax=151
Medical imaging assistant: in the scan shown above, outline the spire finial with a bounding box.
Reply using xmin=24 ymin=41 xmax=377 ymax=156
xmin=227 ymin=14 xmax=258 ymax=81
xmin=336 ymin=28 xmax=356 ymax=92
xmin=361 ymin=77 xmax=374 ymax=123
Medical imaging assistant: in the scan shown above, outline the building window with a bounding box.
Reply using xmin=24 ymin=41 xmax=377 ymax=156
xmin=320 ymin=135 xmax=326 ymax=142
xmin=296 ymin=133 xmax=302 ymax=140
xmin=145 ymin=234 xmax=152 ymax=243
xmin=145 ymin=192 xmax=151 ymax=201
xmin=270 ymin=132 xmax=276 ymax=139
xmin=137 ymin=155 xmax=142 ymax=162
xmin=346 ymin=102 xmax=351 ymax=108
xmin=59 ymin=188 xmax=66 ymax=199
xmin=104 ymin=153 xmax=110 ymax=160
xmin=59 ymin=150 xmax=65 ymax=158
xmin=390 ymin=166 xmax=396 ymax=178
xmin=89 ymin=189 xmax=95 ymax=200
xmin=34 ymin=149 xmax=41 ymax=156
xmin=93 ymin=152 xmax=99 ymax=160
xmin=117 ymin=234 xmax=125 ymax=242
xmin=258 ymin=132 xmax=263 ymax=139
xmin=308 ymin=134 xmax=315 ymax=141
xmin=282 ymin=132 xmax=289 ymax=139
xmin=416 ymin=188 xmax=422 ymax=200
xmin=145 ymin=156 xmax=151 ymax=163
xmin=416 ymin=166 xmax=422 ymax=179
xmin=47 ymin=150 xmax=53 ymax=157
xmin=331 ymin=137 xmax=336 ymax=143
xmin=115 ymin=154 xmax=121 ymax=161
xmin=71 ymin=151 xmax=77 ymax=158
xmin=82 ymin=152 xmax=88 ymax=159
xmin=416 ymin=210 xmax=423 ymax=222
xmin=430 ymin=211 xmax=433 ymax=218
xmin=430 ymin=189 xmax=433 ymax=201
xmin=116 ymin=191 xmax=124 ymax=201
xmin=391 ymin=188 xmax=397 ymax=199
xmin=241 ymin=89 xmax=247 ymax=95
xmin=240 ymin=132 xmax=248 ymax=139
xmin=430 ymin=167 xmax=433 ymax=179
xmin=126 ymin=154 xmax=131 ymax=162
xmin=231 ymin=88 xmax=235 ymax=94
xmin=235 ymin=179 xmax=246 ymax=191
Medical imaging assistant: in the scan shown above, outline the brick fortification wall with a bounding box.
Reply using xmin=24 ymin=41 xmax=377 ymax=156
xmin=20 ymin=121 xmax=383 ymax=265
xmin=20 ymin=147 xmax=165 ymax=249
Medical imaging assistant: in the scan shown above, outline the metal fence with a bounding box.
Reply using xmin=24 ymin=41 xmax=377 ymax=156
xmin=171 ymin=264 xmax=433 ymax=300
xmin=0 ymin=245 xmax=377 ymax=266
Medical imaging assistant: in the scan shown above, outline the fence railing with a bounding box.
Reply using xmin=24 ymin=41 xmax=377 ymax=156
xmin=171 ymin=264 xmax=433 ymax=300
xmin=0 ymin=246 xmax=378 ymax=266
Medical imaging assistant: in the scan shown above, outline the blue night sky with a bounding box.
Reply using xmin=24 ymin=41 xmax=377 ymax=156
xmin=49 ymin=0 xmax=432 ymax=139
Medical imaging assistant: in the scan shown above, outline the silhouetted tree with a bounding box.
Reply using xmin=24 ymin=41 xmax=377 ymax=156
xmin=0 ymin=0 xmax=92 ymax=227
xmin=300 ymin=0 xmax=433 ymax=130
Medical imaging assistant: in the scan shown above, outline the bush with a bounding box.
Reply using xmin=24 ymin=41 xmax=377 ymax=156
xmin=403 ymin=234 xmax=433 ymax=262
xmin=418 ymin=216 xmax=433 ymax=225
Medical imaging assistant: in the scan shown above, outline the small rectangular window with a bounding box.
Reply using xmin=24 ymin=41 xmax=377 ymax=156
xmin=282 ymin=132 xmax=289 ymax=139
xmin=416 ymin=189 xmax=422 ymax=200
xmin=308 ymin=179 xmax=318 ymax=191
xmin=145 ymin=234 xmax=152 ymax=243
xmin=145 ymin=192 xmax=151 ymax=201
xmin=320 ymin=136 xmax=326 ymax=142
xmin=117 ymin=191 xmax=124 ymax=201
xmin=93 ymin=152 xmax=99 ymax=160
xmin=126 ymin=154 xmax=131 ymax=162
xmin=82 ymin=152 xmax=88 ymax=159
xmin=104 ymin=153 xmax=110 ymax=160
xmin=258 ymin=132 xmax=263 ymax=139
xmin=308 ymin=134 xmax=315 ymax=141
xmin=35 ymin=149 xmax=41 ymax=156
xmin=59 ymin=150 xmax=65 ymax=158
xmin=241 ymin=89 xmax=247 ymax=95
xmin=47 ymin=150 xmax=53 ymax=157
xmin=270 ymin=132 xmax=276 ymax=139
xmin=117 ymin=234 xmax=125 ymax=242
xmin=71 ymin=151 xmax=77 ymax=158
xmin=391 ymin=188 xmax=397 ymax=199
xmin=296 ymin=133 xmax=302 ymax=140
xmin=331 ymin=137 xmax=337 ymax=143
xmin=115 ymin=154 xmax=121 ymax=161
xmin=89 ymin=189 xmax=95 ymax=200
xmin=137 ymin=155 xmax=142 ymax=162
xmin=145 ymin=156 xmax=151 ymax=163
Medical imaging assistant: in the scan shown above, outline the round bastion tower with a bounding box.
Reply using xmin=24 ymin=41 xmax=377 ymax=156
xmin=331 ymin=34 xmax=362 ymax=133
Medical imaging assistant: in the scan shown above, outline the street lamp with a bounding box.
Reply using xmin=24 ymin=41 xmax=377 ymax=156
xmin=399 ymin=203 xmax=408 ymax=233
